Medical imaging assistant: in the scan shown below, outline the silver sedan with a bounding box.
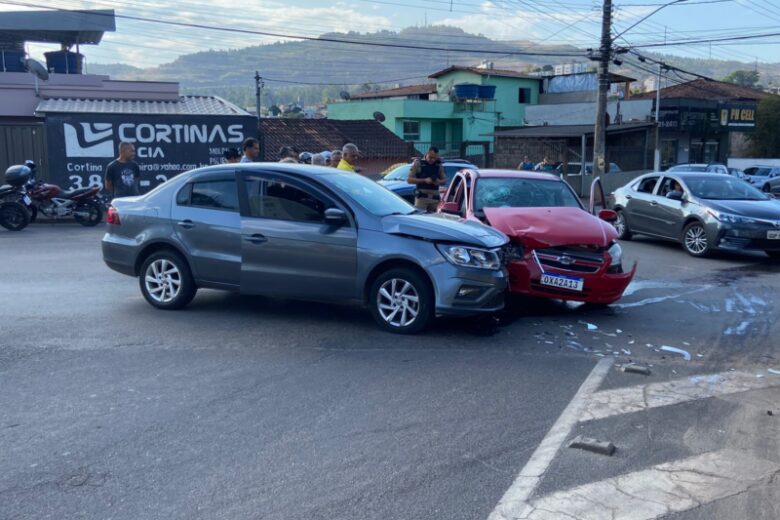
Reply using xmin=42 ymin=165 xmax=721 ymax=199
xmin=611 ymin=172 xmax=780 ymax=258
xmin=102 ymin=163 xmax=509 ymax=333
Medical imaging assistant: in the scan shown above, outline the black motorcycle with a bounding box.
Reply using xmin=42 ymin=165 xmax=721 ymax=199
xmin=0 ymin=165 xmax=34 ymax=231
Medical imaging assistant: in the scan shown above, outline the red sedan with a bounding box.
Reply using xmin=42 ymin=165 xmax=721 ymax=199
xmin=437 ymin=169 xmax=636 ymax=304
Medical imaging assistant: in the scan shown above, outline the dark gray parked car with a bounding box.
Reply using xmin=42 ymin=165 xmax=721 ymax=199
xmin=102 ymin=163 xmax=509 ymax=333
xmin=611 ymin=172 xmax=780 ymax=258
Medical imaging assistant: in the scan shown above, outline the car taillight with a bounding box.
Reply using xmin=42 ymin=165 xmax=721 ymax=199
xmin=107 ymin=206 xmax=120 ymax=225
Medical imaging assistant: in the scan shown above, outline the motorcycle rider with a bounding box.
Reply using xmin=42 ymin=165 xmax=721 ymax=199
xmin=104 ymin=142 xmax=140 ymax=199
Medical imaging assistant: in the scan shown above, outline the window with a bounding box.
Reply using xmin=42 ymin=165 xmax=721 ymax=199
xmin=403 ymin=120 xmax=420 ymax=141
xmin=474 ymin=178 xmax=581 ymax=211
xmin=658 ymin=177 xmax=683 ymax=197
xmin=518 ymin=88 xmax=532 ymax=104
xmin=636 ymin=176 xmax=659 ymax=194
xmin=181 ymin=180 xmax=239 ymax=211
xmin=245 ymin=176 xmax=331 ymax=222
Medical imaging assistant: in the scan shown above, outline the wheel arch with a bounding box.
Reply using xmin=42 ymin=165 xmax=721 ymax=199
xmin=362 ymin=258 xmax=435 ymax=305
xmin=134 ymin=241 xmax=191 ymax=277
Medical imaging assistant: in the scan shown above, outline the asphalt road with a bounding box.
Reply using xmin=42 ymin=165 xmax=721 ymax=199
xmin=1 ymin=224 xmax=779 ymax=520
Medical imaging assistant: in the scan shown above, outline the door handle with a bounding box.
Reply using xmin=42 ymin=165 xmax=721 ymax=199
xmin=177 ymin=219 xmax=194 ymax=229
xmin=244 ymin=233 xmax=267 ymax=244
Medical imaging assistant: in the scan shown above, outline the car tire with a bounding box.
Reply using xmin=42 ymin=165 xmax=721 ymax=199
xmin=0 ymin=201 xmax=30 ymax=231
xmin=369 ymin=268 xmax=434 ymax=334
xmin=74 ymin=200 xmax=103 ymax=227
xmin=139 ymin=250 xmax=197 ymax=310
xmin=614 ymin=209 xmax=632 ymax=240
xmin=682 ymin=221 xmax=712 ymax=257
xmin=762 ymin=184 xmax=771 ymax=193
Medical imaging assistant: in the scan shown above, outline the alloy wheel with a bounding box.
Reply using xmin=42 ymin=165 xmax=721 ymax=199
xmin=684 ymin=225 xmax=708 ymax=255
xmin=614 ymin=212 xmax=626 ymax=237
xmin=376 ymin=278 xmax=420 ymax=328
xmin=144 ymin=259 xmax=182 ymax=304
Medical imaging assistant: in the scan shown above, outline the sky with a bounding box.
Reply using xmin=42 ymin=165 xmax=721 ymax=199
xmin=1 ymin=0 xmax=778 ymax=68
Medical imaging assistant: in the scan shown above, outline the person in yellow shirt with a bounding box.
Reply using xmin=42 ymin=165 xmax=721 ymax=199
xmin=337 ymin=143 xmax=361 ymax=173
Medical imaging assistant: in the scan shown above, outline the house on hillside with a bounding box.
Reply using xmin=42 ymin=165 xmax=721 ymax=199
xmin=259 ymin=118 xmax=412 ymax=175
xmin=635 ymin=78 xmax=771 ymax=166
xmin=327 ymin=64 xmax=542 ymax=159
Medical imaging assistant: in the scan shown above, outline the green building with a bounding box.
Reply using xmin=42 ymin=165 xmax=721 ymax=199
xmin=327 ymin=65 xmax=541 ymax=156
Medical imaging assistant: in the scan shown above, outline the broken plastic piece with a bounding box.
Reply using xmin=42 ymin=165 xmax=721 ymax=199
xmin=622 ymin=363 xmax=651 ymax=376
xmin=568 ymin=435 xmax=616 ymax=456
xmin=660 ymin=345 xmax=691 ymax=361
xmin=768 ymin=368 xmax=780 ymax=376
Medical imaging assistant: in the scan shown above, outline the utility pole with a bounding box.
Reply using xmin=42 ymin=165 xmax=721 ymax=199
xmin=653 ymin=62 xmax=662 ymax=171
xmin=254 ymin=71 xmax=264 ymax=120
xmin=592 ymin=0 xmax=612 ymax=177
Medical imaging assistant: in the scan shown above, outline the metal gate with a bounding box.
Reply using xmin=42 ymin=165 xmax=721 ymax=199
xmin=0 ymin=123 xmax=48 ymax=180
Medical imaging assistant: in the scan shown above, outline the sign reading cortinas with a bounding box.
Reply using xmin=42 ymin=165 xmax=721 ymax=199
xmin=719 ymin=103 xmax=757 ymax=129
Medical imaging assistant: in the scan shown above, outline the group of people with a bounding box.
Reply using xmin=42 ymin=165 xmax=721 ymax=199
xmin=222 ymin=138 xmax=361 ymax=172
xmin=517 ymin=155 xmax=557 ymax=172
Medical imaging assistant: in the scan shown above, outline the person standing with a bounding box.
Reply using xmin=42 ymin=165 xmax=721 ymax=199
xmin=517 ymin=155 xmax=534 ymax=171
xmin=104 ymin=142 xmax=141 ymax=199
xmin=241 ymin=137 xmax=260 ymax=163
xmin=223 ymin=148 xmax=241 ymax=163
xmin=337 ymin=143 xmax=360 ymax=172
xmin=407 ymin=146 xmax=446 ymax=213
xmin=330 ymin=149 xmax=343 ymax=168
xmin=534 ymin=156 xmax=556 ymax=172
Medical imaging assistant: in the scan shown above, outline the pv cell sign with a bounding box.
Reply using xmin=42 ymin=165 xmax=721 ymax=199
xmin=45 ymin=114 xmax=257 ymax=191
xmin=718 ymin=103 xmax=757 ymax=129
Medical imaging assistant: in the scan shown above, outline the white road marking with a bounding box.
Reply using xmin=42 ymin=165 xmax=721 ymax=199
xmin=520 ymin=449 xmax=780 ymax=520
xmin=580 ymin=370 xmax=780 ymax=422
xmin=487 ymin=357 xmax=614 ymax=520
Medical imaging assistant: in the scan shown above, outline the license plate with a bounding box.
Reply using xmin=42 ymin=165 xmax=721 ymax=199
xmin=768 ymin=230 xmax=780 ymax=240
xmin=540 ymin=273 xmax=584 ymax=292
xmin=22 ymin=195 xmax=31 ymax=205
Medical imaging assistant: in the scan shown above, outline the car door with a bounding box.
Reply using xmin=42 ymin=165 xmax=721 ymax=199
xmin=238 ymin=171 xmax=358 ymax=300
xmin=624 ymin=175 xmax=660 ymax=234
xmin=647 ymin=176 xmax=686 ymax=238
xmin=170 ymin=173 xmax=241 ymax=287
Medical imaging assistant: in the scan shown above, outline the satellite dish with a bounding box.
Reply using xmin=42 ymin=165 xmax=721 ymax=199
xmin=26 ymin=59 xmax=49 ymax=81
xmin=373 ymin=111 xmax=386 ymax=123
xmin=339 ymin=90 xmax=351 ymax=101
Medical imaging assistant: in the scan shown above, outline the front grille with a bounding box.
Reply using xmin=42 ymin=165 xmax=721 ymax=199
xmin=535 ymin=246 xmax=605 ymax=274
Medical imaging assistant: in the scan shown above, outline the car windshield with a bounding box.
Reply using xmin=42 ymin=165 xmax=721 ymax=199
xmin=383 ymin=164 xmax=411 ymax=181
xmin=685 ymin=176 xmax=770 ymax=201
xmin=746 ymin=167 xmax=773 ymax=177
xmin=474 ymin=177 xmax=582 ymax=210
xmin=328 ymin=172 xmax=416 ymax=216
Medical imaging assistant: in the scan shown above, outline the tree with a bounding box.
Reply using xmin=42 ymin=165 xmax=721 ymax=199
xmin=542 ymin=64 xmax=554 ymax=72
xmin=748 ymin=96 xmax=780 ymax=157
xmin=723 ymin=70 xmax=760 ymax=88
xmin=268 ymin=105 xmax=282 ymax=117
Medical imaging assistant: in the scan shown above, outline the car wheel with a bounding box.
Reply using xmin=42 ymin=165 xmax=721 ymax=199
xmin=0 ymin=201 xmax=30 ymax=231
xmin=762 ymin=184 xmax=771 ymax=193
xmin=682 ymin=221 xmax=712 ymax=257
xmin=369 ymin=268 xmax=434 ymax=334
xmin=139 ymin=250 xmax=196 ymax=310
xmin=614 ymin=209 xmax=632 ymax=240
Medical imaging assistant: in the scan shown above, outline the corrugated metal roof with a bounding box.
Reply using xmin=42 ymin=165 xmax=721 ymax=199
xmin=492 ymin=122 xmax=653 ymax=138
xmin=634 ymin=78 xmax=770 ymax=101
xmin=35 ymin=95 xmax=251 ymax=116
xmin=352 ymin=83 xmax=437 ymax=100
xmin=0 ymin=9 xmax=115 ymax=46
xmin=429 ymin=66 xmax=539 ymax=80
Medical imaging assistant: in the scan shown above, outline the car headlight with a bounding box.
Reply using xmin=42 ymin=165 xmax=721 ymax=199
xmin=436 ymin=244 xmax=502 ymax=270
xmin=607 ymin=242 xmax=623 ymax=267
xmin=706 ymin=209 xmax=756 ymax=224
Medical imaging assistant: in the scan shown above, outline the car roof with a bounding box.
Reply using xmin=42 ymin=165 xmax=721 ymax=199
xmin=470 ymin=169 xmax=563 ymax=180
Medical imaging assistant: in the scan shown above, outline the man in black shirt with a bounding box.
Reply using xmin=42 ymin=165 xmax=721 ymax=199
xmin=104 ymin=142 xmax=140 ymax=199
xmin=407 ymin=146 xmax=446 ymax=212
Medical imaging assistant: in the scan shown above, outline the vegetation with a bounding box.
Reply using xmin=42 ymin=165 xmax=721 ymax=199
xmin=749 ymin=97 xmax=780 ymax=157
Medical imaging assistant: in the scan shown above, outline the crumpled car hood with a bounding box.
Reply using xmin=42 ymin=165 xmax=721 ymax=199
xmin=483 ymin=207 xmax=617 ymax=249
xmin=382 ymin=213 xmax=508 ymax=248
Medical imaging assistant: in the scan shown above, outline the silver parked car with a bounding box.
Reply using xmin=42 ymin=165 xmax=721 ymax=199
xmin=102 ymin=163 xmax=509 ymax=333
xmin=611 ymin=172 xmax=780 ymax=258
xmin=743 ymin=165 xmax=780 ymax=193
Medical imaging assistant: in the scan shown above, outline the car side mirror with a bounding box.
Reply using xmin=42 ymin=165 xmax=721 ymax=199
xmin=598 ymin=209 xmax=617 ymax=222
xmin=441 ymin=202 xmax=460 ymax=214
xmin=324 ymin=208 xmax=348 ymax=225
xmin=666 ymin=191 xmax=683 ymax=201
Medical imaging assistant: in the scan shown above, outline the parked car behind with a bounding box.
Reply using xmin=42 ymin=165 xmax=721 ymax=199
xmin=102 ymin=163 xmax=509 ymax=333
xmin=612 ymin=172 xmax=780 ymax=258
xmin=667 ymin=163 xmax=709 ymax=172
xmin=437 ymin=169 xmax=635 ymax=305
xmin=743 ymin=165 xmax=780 ymax=193
xmin=377 ymin=159 xmax=476 ymax=203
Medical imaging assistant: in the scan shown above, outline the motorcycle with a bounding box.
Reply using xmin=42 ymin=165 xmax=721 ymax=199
xmin=0 ymin=165 xmax=34 ymax=231
xmin=23 ymin=162 xmax=103 ymax=227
